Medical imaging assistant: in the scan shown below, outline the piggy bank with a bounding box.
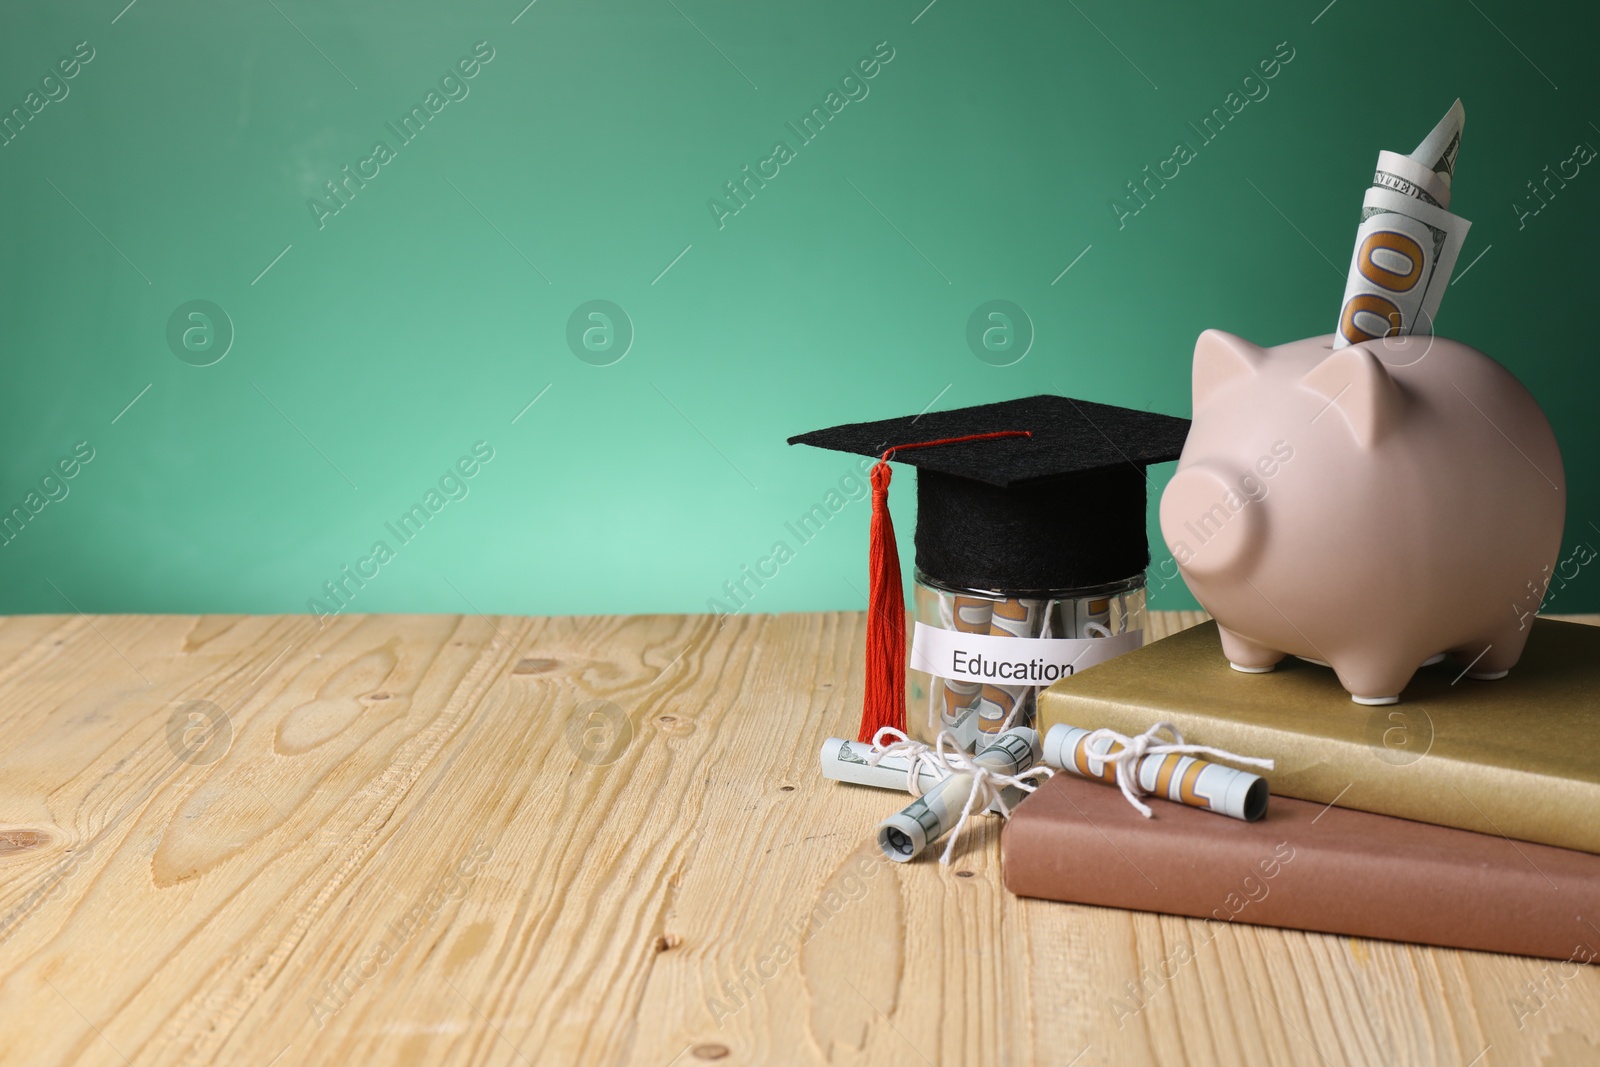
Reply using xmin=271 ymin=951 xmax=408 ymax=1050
xmin=1160 ymin=330 xmax=1566 ymax=704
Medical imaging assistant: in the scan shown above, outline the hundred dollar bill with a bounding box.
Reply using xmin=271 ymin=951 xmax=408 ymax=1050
xmin=1333 ymin=185 xmax=1471 ymax=348
xmin=1042 ymin=724 xmax=1269 ymax=821
xmin=877 ymin=727 xmax=1039 ymax=863
xmin=819 ymin=737 xmax=1022 ymax=812
xmin=1334 ymin=100 xmax=1471 ymax=349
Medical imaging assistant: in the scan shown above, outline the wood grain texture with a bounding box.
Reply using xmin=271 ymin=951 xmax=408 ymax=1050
xmin=0 ymin=610 xmax=1596 ymax=1067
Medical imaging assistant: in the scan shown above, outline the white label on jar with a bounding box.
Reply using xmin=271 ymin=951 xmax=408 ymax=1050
xmin=909 ymin=622 xmax=1143 ymax=684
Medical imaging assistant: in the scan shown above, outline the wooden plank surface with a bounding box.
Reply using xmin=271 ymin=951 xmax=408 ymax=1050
xmin=0 ymin=610 xmax=1597 ymax=1067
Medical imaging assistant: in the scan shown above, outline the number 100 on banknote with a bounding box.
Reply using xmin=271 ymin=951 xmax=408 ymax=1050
xmin=1334 ymin=187 xmax=1470 ymax=347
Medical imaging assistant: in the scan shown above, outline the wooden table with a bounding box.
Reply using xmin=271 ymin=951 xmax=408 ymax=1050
xmin=2 ymin=610 xmax=1598 ymax=1066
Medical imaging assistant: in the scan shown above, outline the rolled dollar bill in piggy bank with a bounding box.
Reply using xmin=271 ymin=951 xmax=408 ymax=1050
xmin=1159 ymin=329 xmax=1566 ymax=705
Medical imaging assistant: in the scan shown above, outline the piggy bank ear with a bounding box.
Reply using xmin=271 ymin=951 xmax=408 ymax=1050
xmin=1193 ymin=330 xmax=1264 ymax=408
xmin=1301 ymin=346 xmax=1401 ymax=449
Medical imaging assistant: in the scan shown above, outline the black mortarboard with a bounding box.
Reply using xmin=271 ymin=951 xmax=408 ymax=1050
xmin=789 ymin=394 xmax=1190 ymax=592
xmin=789 ymin=394 xmax=1189 ymax=743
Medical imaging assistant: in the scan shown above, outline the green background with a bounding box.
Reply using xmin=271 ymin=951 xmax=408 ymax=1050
xmin=2 ymin=0 xmax=1596 ymax=619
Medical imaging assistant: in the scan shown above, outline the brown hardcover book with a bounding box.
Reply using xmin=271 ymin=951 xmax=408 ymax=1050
xmin=1036 ymin=618 xmax=1600 ymax=853
xmin=1002 ymin=773 xmax=1600 ymax=962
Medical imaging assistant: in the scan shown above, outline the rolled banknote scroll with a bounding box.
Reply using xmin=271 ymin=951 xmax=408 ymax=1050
xmin=877 ymin=727 xmax=1042 ymax=863
xmin=1334 ymin=100 xmax=1471 ymax=349
xmin=822 ymin=735 xmax=958 ymax=793
xmin=819 ymin=736 xmax=1023 ymax=812
xmin=1042 ymin=723 xmax=1270 ymax=821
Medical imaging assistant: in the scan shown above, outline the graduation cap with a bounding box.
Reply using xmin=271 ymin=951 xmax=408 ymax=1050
xmin=789 ymin=394 xmax=1190 ymax=742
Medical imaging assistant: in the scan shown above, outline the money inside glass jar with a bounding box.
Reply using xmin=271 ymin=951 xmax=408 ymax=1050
xmin=908 ymin=574 xmax=1146 ymax=749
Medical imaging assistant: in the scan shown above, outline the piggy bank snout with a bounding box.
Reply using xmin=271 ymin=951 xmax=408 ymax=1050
xmin=1160 ymin=462 xmax=1266 ymax=579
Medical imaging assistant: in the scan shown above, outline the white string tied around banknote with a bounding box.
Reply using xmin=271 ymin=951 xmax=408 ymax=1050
xmin=868 ymin=727 xmax=1054 ymax=864
xmin=866 ymin=727 xmax=953 ymax=797
xmin=1085 ymin=722 xmax=1275 ymax=819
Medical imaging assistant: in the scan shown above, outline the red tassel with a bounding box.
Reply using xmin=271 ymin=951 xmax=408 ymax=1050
xmin=861 ymin=458 xmax=906 ymax=742
xmin=857 ymin=430 xmax=1032 ymax=745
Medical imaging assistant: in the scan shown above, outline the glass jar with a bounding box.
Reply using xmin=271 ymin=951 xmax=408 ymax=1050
xmin=907 ymin=570 xmax=1146 ymax=749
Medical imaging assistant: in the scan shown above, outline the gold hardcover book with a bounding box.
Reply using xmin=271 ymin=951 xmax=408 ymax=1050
xmin=1037 ymin=618 xmax=1600 ymax=854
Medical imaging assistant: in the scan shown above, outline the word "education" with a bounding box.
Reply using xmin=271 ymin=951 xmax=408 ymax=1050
xmin=950 ymin=651 xmax=1073 ymax=683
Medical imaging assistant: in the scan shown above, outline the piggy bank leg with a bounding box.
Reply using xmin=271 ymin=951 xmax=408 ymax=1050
xmin=1450 ymin=626 xmax=1534 ymax=680
xmin=1329 ymin=657 xmax=1420 ymax=706
xmin=1217 ymin=626 xmax=1285 ymax=674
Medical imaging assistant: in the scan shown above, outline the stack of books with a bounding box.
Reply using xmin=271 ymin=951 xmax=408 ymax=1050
xmin=1003 ymin=618 xmax=1600 ymax=961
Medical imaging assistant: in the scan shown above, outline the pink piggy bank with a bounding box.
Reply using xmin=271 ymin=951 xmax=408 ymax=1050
xmin=1160 ymin=330 xmax=1566 ymax=704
